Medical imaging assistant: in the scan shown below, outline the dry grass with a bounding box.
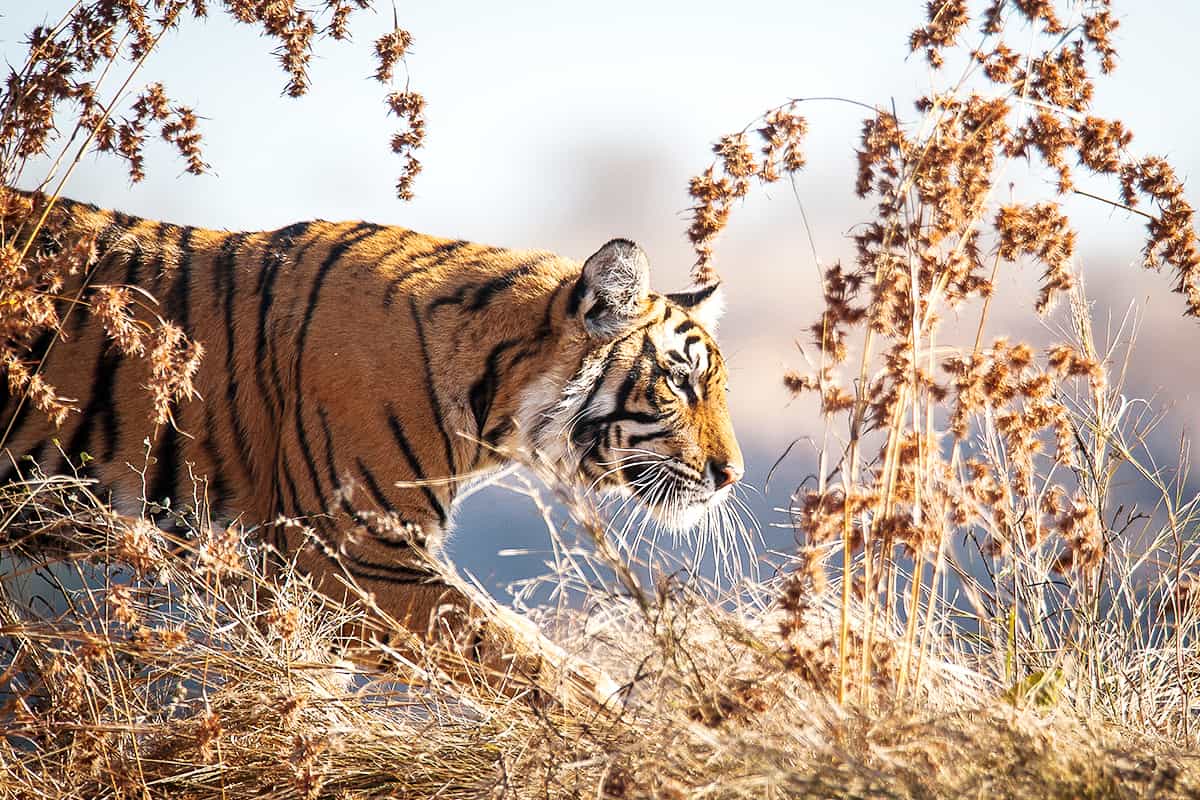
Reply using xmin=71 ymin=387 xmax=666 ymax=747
xmin=0 ymin=466 xmax=1197 ymax=799
xmin=689 ymin=0 xmax=1200 ymax=727
xmin=1 ymin=0 xmax=1200 ymax=797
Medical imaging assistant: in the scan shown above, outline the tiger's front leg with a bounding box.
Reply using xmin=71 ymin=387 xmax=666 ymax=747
xmin=284 ymin=511 xmax=620 ymax=713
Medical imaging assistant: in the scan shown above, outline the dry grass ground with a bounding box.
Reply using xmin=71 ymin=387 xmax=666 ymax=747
xmin=0 ymin=460 xmax=1196 ymax=799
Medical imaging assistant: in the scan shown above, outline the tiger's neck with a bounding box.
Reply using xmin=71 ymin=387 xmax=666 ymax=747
xmin=432 ymin=267 xmax=592 ymax=481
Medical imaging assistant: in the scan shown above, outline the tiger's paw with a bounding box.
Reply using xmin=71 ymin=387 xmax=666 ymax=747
xmin=468 ymin=608 xmax=622 ymax=717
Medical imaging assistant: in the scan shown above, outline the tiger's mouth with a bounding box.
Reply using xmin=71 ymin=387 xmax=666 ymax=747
xmin=612 ymin=458 xmax=730 ymax=532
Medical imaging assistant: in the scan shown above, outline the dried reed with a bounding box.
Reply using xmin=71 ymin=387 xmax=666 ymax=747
xmin=687 ymin=0 xmax=1200 ymax=739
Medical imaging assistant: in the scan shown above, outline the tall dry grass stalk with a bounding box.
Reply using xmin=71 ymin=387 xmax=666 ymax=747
xmin=688 ymin=0 xmax=1200 ymax=739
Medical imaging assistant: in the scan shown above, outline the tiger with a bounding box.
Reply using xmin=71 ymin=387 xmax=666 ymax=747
xmin=0 ymin=190 xmax=744 ymax=706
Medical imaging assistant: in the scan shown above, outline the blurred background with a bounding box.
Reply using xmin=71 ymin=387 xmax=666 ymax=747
xmin=1 ymin=2 xmax=1197 ymax=596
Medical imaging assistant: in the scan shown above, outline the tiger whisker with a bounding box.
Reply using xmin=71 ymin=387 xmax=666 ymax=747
xmin=605 ymin=446 xmax=672 ymax=460
xmin=587 ymin=458 xmax=665 ymax=494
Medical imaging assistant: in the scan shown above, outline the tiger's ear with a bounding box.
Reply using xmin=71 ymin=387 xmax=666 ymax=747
xmin=573 ymin=238 xmax=652 ymax=339
xmin=667 ymin=282 xmax=725 ymax=333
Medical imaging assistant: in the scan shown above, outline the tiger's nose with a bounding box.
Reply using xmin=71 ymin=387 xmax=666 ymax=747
xmin=708 ymin=459 xmax=744 ymax=490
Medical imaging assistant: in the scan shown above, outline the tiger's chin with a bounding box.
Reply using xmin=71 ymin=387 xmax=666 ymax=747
xmin=600 ymin=479 xmax=732 ymax=533
xmin=657 ymin=501 xmax=710 ymax=533
xmin=652 ymin=485 xmax=732 ymax=532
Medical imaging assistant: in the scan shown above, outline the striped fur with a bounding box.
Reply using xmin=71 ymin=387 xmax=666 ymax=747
xmin=1 ymin=194 xmax=744 ymax=651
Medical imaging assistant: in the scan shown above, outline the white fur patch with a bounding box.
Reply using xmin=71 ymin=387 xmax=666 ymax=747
xmin=515 ymin=342 xmax=614 ymax=469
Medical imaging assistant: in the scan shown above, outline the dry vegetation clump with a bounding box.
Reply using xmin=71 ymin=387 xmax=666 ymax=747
xmin=0 ymin=470 xmax=1197 ymax=799
xmin=682 ymin=0 xmax=1200 ymax=773
xmin=0 ymin=0 xmax=421 ymax=431
xmin=1 ymin=0 xmax=1199 ymax=797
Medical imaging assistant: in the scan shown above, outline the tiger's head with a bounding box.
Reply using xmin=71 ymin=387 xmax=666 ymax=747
xmin=527 ymin=239 xmax=744 ymax=532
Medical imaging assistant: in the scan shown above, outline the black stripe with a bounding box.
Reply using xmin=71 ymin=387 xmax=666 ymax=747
xmin=384 ymin=406 xmax=448 ymax=526
xmin=674 ymin=319 xmax=696 ymax=335
xmin=292 ymin=223 xmax=382 ymax=512
xmin=355 ymin=458 xmax=396 ymax=512
xmin=536 ymin=276 xmax=572 ymax=340
xmin=255 ymin=221 xmax=313 ymax=425
xmin=281 ymin=459 xmax=304 ymax=520
xmin=660 ymin=462 xmax=699 ymax=483
xmin=680 ymin=380 xmax=699 ymax=406
xmin=214 ymin=233 xmax=257 ymax=482
xmin=464 ymin=261 xmax=543 ymax=311
xmin=317 ymin=404 xmax=354 ymax=517
xmin=482 ymin=418 xmax=513 ymax=448
xmin=407 ymin=297 xmax=458 ymax=483
xmin=268 ymin=226 xmax=326 ymax=422
xmin=572 ymin=410 xmax=666 ymax=451
xmin=148 ymin=221 xmax=173 ymax=287
xmin=565 ymin=359 xmax=614 ymax=448
xmin=1 ymin=329 xmax=53 ymax=449
xmin=427 ymin=260 xmax=544 ymax=314
xmin=381 ymin=237 xmax=463 ymax=307
xmin=605 ymin=423 xmax=619 ymax=452
xmin=468 ymin=338 xmax=521 ymax=435
xmin=425 ymin=285 xmax=469 ymax=312
xmin=122 ymin=232 xmax=144 ymax=285
xmin=199 ymin=403 xmax=233 ymax=506
xmin=347 ymin=228 xmax=422 ymax=277
xmin=269 ymin=479 xmax=288 ymax=550
xmin=411 ymin=240 xmax=470 ymax=281
xmin=255 ymin=221 xmax=310 ymax=293
xmin=645 ymin=383 xmax=665 ymax=412
xmin=165 ymin=226 xmax=196 ymax=330
xmin=63 ymin=242 xmax=145 ymax=465
xmin=583 ymin=297 xmax=611 ymax=323
xmin=589 ymin=409 xmax=666 ymax=427
xmin=500 ymin=281 xmax=564 ymax=399
xmin=566 ymin=273 xmax=588 ymax=315
xmin=0 ymin=439 xmax=46 ymax=484
xmin=151 ymin=224 xmax=196 ymax=505
xmin=148 ymin=423 xmax=179 ymax=506
xmin=306 ymin=528 xmax=435 ymax=583
xmin=627 ymin=430 xmax=670 ymax=447
xmin=668 ymin=283 xmax=720 ymax=308
xmin=468 ymin=338 xmax=523 ymax=466
xmin=72 ymin=220 xmax=130 ymax=336
xmin=612 ymin=333 xmax=653 ymax=412
xmin=622 ymin=460 xmax=654 ymax=487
